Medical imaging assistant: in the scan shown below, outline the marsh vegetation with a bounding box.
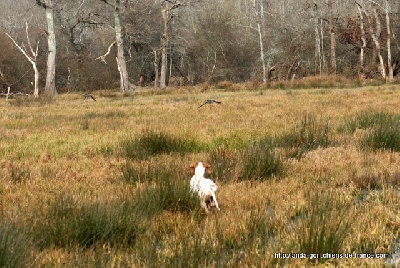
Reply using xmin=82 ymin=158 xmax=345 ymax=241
xmin=1 ymin=84 xmax=400 ymax=266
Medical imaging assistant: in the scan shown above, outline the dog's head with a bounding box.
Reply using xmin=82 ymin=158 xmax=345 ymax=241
xmin=190 ymin=162 xmax=212 ymax=176
xmin=204 ymin=194 xmax=216 ymax=208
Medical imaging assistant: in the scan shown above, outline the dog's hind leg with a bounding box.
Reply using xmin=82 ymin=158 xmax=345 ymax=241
xmin=212 ymin=192 xmax=220 ymax=211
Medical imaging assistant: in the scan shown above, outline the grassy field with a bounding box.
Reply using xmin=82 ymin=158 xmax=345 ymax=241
xmin=1 ymin=84 xmax=400 ymax=267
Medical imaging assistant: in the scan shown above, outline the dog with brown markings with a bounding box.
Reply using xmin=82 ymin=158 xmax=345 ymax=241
xmin=189 ymin=162 xmax=220 ymax=213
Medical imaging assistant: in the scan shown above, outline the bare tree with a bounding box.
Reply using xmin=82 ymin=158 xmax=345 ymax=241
xmin=37 ymin=0 xmax=57 ymax=95
xmin=368 ymin=6 xmax=385 ymax=79
xmin=384 ymin=0 xmax=393 ymax=81
xmin=252 ymin=0 xmax=267 ymax=83
xmin=98 ymin=0 xmax=130 ymax=92
xmin=328 ymin=0 xmax=337 ymax=74
xmin=313 ymin=3 xmax=322 ymax=75
xmin=5 ymin=22 xmax=40 ymax=96
xmin=114 ymin=0 xmax=130 ymax=91
xmin=160 ymin=1 xmax=182 ymax=88
xmin=159 ymin=0 xmax=197 ymax=88
xmin=356 ymin=2 xmax=367 ymax=79
xmin=357 ymin=0 xmax=393 ymax=80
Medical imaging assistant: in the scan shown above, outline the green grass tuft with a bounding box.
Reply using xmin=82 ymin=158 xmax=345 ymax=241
xmin=342 ymin=112 xmax=400 ymax=151
xmin=31 ymin=194 xmax=143 ymax=249
xmin=295 ymin=190 xmax=354 ymax=263
xmin=122 ymin=161 xmax=200 ymax=214
xmin=0 ymin=222 xmax=34 ymax=267
xmin=121 ymin=129 xmax=205 ymax=160
xmin=341 ymin=111 xmax=399 ymax=133
xmin=209 ymin=137 xmax=283 ymax=182
xmin=277 ymin=113 xmax=332 ymax=158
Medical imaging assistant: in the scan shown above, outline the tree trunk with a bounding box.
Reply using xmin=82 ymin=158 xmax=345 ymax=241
xmin=252 ymin=0 xmax=267 ymax=83
xmin=365 ymin=7 xmax=386 ymax=79
xmin=33 ymin=65 xmax=39 ymax=96
xmin=160 ymin=5 xmax=169 ymax=89
xmin=328 ymin=0 xmax=336 ymax=74
xmin=357 ymin=4 xmax=367 ymax=79
xmin=385 ymin=0 xmax=393 ymax=81
xmin=44 ymin=0 xmax=57 ymax=95
xmin=114 ymin=0 xmax=130 ymax=92
xmin=313 ymin=4 xmax=322 ymax=75
xmin=153 ymin=49 xmax=159 ymax=88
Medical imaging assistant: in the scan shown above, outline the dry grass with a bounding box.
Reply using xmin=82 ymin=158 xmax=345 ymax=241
xmin=1 ymin=85 xmax=400 ymax=267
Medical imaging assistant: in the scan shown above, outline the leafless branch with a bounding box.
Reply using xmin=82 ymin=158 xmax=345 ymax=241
xmin=95 ymin=41 xmax=116 ymax=64
xmin=5 ymin=33 xmax=35 ymax=64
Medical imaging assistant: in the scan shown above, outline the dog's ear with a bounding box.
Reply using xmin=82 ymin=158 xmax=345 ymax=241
xmin=189 ymin=163 xmax=196 ymax=174
xmin=203 ymin=162 xmax=212 ymax=174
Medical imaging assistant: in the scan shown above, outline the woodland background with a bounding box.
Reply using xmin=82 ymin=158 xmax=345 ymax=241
xmin=0 ymin=0 xmax=400 ymax=95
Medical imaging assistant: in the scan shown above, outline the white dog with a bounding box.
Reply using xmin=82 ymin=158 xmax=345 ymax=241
xmin=189 ymin=162 xmax=220 ymax=212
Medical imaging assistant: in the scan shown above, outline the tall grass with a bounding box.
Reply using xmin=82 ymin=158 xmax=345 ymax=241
xmin=365 ymin=123 xmax=400 ymax=151
xmin=341 ymin=111 xmax=396 ymax=133
xmin=342 ymin=112 xmax=400 ymax=151
xmin=295 ymin=190 xmax=354 ymax=263
xmin=0 ymin=222 xmax=34 ymax=267
xmin=135 ymin=204 xmax=275 ymax=267
xmin=122 ymin=161 xmax=200 ymax=215
xmin=241 ymin=138 xmax=283 ymax=181
xmin=349 ymin=170 xmax=400 ymax=191
xmin=135 ymin=174 xmax=200 ymax=214
xmin=208 ymin=138 xmax=283 ymax=182
xmin=277 ymin=113 xmax=332 ymax=158
xmin=8 ymin=163 xmax=31 ymax=184
xmin=121 ymin=129 xmax=205 ymax=160
xmin=31 ymin=194 xmax=143 ymax=249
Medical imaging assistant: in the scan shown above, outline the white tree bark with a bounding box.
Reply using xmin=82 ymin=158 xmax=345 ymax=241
xmin=314 ymin=4 xmax=322 ymax=75
xmin=44 ymin=0 xmax=57 ymax=95
xmin=160 ymin=4 xmax=169 ymax=89
xmin=153 ymin=49 xmax=159 ymax=88
xmin=357 ymin=3 xmax=367 ymax=79
xmin=360 ymin=1 xmax=386 ymax=79
xmin=328 ymin=0 xmax=336 ymax=74
xmin=385 ymin=0 xmax=393 ymax=81
xmin=114 ymin=0 xmax=130 ymax=92
xmin=370 ymin=8 xmax=386 ymax=79
xmin=252 ymin=0 xmax=267 ymax=83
